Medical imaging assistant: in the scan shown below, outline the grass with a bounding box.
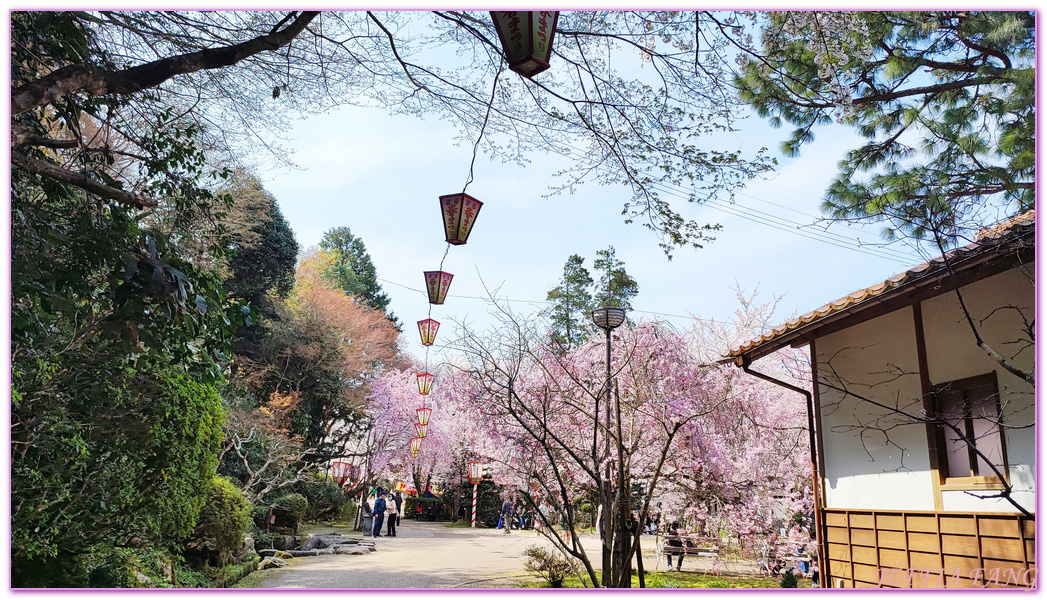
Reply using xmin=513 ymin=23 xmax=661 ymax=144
xmin=520 ymin=569 xmax=813 ymax=589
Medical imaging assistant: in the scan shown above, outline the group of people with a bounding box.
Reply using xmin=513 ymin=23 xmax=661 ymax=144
xmin=369 ymin=489 xmax=404 ymax=538
xmin=643 ymin=503 xmax=663 ymax=534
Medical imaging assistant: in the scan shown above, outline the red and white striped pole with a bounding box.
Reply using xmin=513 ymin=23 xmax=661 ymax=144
xmin=467 ymin=461 xmax=483 ymax=528
xmin=471 ymin=483 xmax=478 ymax=527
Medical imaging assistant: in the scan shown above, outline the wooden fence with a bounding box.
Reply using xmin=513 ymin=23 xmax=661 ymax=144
xmin=822 ymin=509 xmax=1035 ymax=588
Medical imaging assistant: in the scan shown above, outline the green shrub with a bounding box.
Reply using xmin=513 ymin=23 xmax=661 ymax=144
xmin=404 ymin=497 xmax=450 ymax=520
xmin=781 ymin=569 xmax=798 ymax=588
xmin=211 ymin=556 xmax=260 ymax=588
xmin=182 ymin=476 xmax=252 ymax=567
xmin=174 ymin=566 xmax=214 ymax=588
xmin=174 ymin=556 xmax=259 ymax=588
xmin=297 ymin=475 xmax=349 ymax=522
xmin=272 ymin=493 xmax=308 ymax=530
xmin=79 ymin=547 xmax=178 ymax=588
xmin=11 ymin=367 xmax=225 ymax=586
xmin=523 ymin=545 xmax=579 ymax=588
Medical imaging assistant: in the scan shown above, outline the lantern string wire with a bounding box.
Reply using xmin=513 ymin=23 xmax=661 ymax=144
xmin=462 ymin=63 xmax=503 ymax=195
xmin=417 ymin=67 xmax=501 ymax=448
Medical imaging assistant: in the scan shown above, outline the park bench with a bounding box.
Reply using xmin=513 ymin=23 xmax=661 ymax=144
xmin=656 ymin=533 xmax=719 ymax=571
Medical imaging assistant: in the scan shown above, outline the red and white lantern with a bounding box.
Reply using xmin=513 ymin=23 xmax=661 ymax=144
xmin=468 ymin=461 xmax=484 ymax=528
xmin=417 ymin=372 xmax=435 ymax=395
xmin=440 ymin=193 xmax=483 ymax=245
xmin=330 ymin=461 xmax=351 ymax=486
xmin=416 ymin=406 xmax=432 ymax=426
xmin=410 ymin=436 xmax=423 ymax=458
xmin=417 ymin=318 xmax=440 ymax=346
xmin=423 ymin=271 xmax=454 ymax=305
xmin=468 ymin=461 xmax=484 ymax=485
xmin=415 ymin=422 xmax=428 ymax=438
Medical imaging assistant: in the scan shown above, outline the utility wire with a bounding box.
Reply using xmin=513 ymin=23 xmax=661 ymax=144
xmin=649 ymin=181 xmax=918 ymax=263
xmin=511 ymin=131 xmax=921 ymax=264
xmin=378 ymin=277 xmax=739 ymax=326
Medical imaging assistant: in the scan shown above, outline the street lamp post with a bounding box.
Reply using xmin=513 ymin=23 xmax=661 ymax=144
xmin=592 ymin=306 xmax=625 ymax=587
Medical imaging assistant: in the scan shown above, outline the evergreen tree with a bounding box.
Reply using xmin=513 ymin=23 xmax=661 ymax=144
xmin=545 ymin=254 xmax=594 ymax=349
xmin=319 ymin=226 xmax=398 ymax=327
xmin=224 ymin=170 xmax=299 ymax=309
xmin=734 ymin=11 xmax=1034 ymax=241
xmin=592 ymin=246 xmax=639 ymax=311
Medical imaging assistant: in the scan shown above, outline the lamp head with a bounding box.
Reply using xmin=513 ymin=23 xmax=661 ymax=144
xmin=592 ymin=306 xmax=626 ymax=331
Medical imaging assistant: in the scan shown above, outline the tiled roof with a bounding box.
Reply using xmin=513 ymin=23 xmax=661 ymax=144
xmin=726 ymin=211 xmax=1035 ymax=362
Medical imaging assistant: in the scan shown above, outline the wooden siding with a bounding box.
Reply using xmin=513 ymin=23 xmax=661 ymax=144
xmin=822 ymin=509 xmax=1034 ymax=588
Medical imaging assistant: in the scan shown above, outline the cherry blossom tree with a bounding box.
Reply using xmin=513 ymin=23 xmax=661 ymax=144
xmin=441 ymin=295 xmax=810 ymax=587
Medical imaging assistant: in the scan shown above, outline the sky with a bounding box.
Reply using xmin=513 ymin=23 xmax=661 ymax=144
xmin=259 ymin=84 xmax=930 ymax=365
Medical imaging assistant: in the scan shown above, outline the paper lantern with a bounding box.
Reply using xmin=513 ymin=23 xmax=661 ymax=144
xmin=415 ymin=422 xmax=428 ymax=438
xmin=468 ymin=461 xmax=484 ymax=485
xmin=490 ymin=11 xmax=559 ymax=78
xmin=410 ymin=436 xmax=422 ymax=457
xmin=330 ymin=461 xmax=351 ymax=486
xmin=417 ymin=372 xmax=435 ymax=395
xmin=417 ymin=318 xmax=440 ymax=346
xmin=440 ymin=193 xmax=483 ymax=245
xmin=424 ymin=270 xmax=453 ymax=305
xmin=416 ymin=406 xmax=432 ymax=426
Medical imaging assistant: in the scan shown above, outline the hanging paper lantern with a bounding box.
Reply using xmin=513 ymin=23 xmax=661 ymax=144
xmin=416 ymin=406 xmax=432 ymax=426
xmin=490 ymin=11 xmax=559 ymax=78
xmin=417 ymin=318 xmax=440 ymax=346
xmin=417 ymin=372 xmax=435 ymax=395
xmin=468 ymin=461 xmax=484 ymax=485
xmin=330 ymin=461 xmax=351 ymax=486
xmin=424 ymin=271 xmax=454 ymax=305
xmin=440 ymin=193 xmax=484 ymax=245
xmin=415 ymin=422 xmax=428 ymax=438
xmin=410 ymin=436 xmax=422 ymax=457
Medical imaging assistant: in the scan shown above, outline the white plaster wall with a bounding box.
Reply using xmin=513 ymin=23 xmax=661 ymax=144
xmin=815 ymin=307 xmax=937 ymax=511
xmin=921 ymin=263 xmax=1035 ymax=514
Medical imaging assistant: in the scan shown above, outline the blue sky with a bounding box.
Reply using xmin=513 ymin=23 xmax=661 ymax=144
xmin=260 ymin=95 xmax=929 ymax=363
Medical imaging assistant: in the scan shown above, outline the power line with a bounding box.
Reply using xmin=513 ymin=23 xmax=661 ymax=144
xmin=377 ymin=277 xmax=738 ymax=326
xmin=524 ymin=133 xmax=921 ymax=264
xmin=650 ymin=182 xmax=918 ymax=263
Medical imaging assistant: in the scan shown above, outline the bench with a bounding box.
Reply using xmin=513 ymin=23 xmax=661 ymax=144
xmin=657 ymin=534 xmax=719 ymax=571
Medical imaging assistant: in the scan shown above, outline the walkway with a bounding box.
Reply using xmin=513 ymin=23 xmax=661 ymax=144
xmin=252 ymin=520 xmax=762 ymax=589
xmin=254 ymin=520 xmax=560 ymax=588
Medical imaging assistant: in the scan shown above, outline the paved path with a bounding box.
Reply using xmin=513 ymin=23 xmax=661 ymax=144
xmin=254 ymin=521 xmax=568 ymax=588
xmin=253 ymin=521 xmax=762 ymax=589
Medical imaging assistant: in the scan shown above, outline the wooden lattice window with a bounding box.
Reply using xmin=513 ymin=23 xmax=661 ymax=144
xmin=932 ymin=372 xmax=1008 ymax=484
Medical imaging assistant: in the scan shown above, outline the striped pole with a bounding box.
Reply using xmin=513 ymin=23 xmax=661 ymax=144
xmin=471 ymin=483 xmax=478 ymax=527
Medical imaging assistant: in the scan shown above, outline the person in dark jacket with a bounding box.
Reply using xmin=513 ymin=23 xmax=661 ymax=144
xmin=393 ymin=491 xmax=404 ymax=526
xmin=500 ymin=497 xmax=515 ymax=534
xmin=666 ymin=521 xmax=684 ymax=570
xmin=372 ymin=491 xmax=387 ymax=538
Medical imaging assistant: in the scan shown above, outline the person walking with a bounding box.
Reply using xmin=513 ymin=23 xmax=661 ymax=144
xmin=500 ymin=497 xmax=515 ymax=534
xmin=372 ymin=491 xmax=387 ymax=538
xmin=386 ymin=493 xmax=399 ymax=537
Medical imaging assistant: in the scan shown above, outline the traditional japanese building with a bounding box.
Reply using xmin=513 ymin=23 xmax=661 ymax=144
xmin=726 ymin=211 xmax=1035 ymax=588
